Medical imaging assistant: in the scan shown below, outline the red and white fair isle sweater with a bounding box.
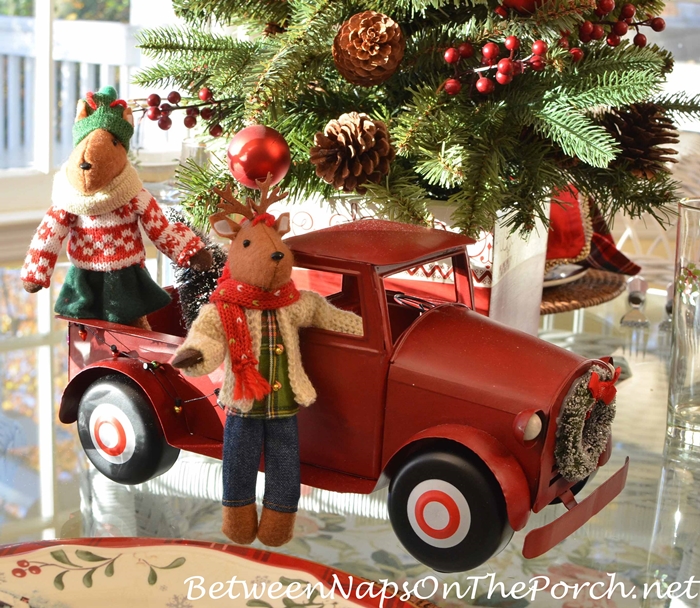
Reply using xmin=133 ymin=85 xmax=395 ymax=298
xmin=22 ymin=164 xmax=203 ymax=288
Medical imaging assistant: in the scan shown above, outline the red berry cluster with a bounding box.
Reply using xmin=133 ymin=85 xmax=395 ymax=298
xmin=139 ymin=87 xmax=224 ymax=137
xmin=442 ymin=35 xmax=552 ymax=96
xmin=577 ymin=1 xmax=665 ymax=48
xmin=12 ymin=559 xmax=41 ymax=578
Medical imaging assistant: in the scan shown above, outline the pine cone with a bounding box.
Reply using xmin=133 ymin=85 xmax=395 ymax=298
xmin=309 ymin=112 xmax=396 ymax=193
xmin=332 ymin=11 xmax=405 ymax=87
xmin=601 ymin=103 xmax=679 ymax=179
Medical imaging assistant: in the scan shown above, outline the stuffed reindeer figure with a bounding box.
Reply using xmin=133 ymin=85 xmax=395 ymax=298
xmin=21 ymin=86 xmax=212 ymax=327
xmin=172 ymin=175 xmax=362 ymax=547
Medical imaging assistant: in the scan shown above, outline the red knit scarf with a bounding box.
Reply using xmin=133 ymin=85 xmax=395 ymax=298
xmin=210 ymin=266 xmax=300 ymax=402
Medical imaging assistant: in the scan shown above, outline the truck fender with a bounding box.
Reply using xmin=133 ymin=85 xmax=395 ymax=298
xmin=383 ymin=424 xmax=531 ymax=531
xmin=59 ymin=359 xmax=193 ymax=445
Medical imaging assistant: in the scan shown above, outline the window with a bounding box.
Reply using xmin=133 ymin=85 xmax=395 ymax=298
xmin=292 ymin=266 xmax=364 ymax=330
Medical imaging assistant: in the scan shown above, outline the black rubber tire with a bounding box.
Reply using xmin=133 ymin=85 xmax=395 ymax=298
xmin=77 ymin=374 xmax=179 ymax=484
xmin=388 ymin=449 xmax=513 ymax=573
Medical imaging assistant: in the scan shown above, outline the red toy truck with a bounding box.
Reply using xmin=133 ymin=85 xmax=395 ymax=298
xmin=58 ymin=220 xmax=628 ymax=572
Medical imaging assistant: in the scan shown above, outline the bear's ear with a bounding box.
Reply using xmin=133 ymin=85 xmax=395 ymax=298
xmin=75 ymin=100 xmax=89 ymax=122
xmin=122 ymin=106 xmax=134 ymax=127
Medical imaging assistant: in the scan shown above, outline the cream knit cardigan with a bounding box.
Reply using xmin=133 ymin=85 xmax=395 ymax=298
xmin=177 ymin=290 xmax=363 ymax=412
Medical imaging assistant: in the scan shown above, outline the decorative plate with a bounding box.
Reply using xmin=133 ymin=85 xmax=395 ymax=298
xmin=0 ymin=538 xmax=435 ymax=608
xmin=543 ymin=264 xmax=588 ymax=288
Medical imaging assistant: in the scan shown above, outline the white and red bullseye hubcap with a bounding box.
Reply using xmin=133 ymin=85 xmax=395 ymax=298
xmin=88 ymin=403 xmax=136 ymax=465
xmin=407 ymin=480 xmax=471 ymax=548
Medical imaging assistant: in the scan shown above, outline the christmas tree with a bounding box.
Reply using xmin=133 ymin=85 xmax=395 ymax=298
xmin=133 ymin=0 xmax=700 ymax=236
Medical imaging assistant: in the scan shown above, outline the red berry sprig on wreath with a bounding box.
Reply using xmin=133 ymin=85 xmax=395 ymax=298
xmin=577 ymin=1 xmax=665 ymax=48
xmin=134 ymin=87 xmax=225 ymax=137
xmin=440 ymin=35 xmax=552 ymax=96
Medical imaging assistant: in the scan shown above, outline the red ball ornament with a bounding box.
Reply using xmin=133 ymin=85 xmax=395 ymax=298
xmin=505 ymin=35 xmax=520 ymax=50
xmin=482 ymin=42 xmax=500 ymax=61
xmin=444 ymin=78 xmax=462 ymax=95
xmin=532 ymin=40 xmax=548 ymax=56
xmin=227 ymin=125 xmax=291 ymax=189
xmin=476 ymin=77 xmax=495 ymax=94
xmin=651 ymin=17 xmax=665 ymax=31
xmin=569 ymin=47 xmax=584 ymax=62
xmin=502 ymin=0 xmax=540 ymax=14
xmin=606 ymin=33 xmax=621 ymax=46
xmin=634 ymin=32 xmax=647 ymax=46
xmin=620 ymin=3 xmax=636 ymax=18
xmin=458 ymin=42 xmax=474 ymax=58
xmin=444 ymin=47 xmax=461 ymax=64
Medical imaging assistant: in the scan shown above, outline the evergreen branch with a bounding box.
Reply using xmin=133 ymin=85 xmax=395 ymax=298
xmin=553 ymin=70 xmax=662 ymax=110
xmin=361 ymin=165 xmax=433 ymax=226
xmin=172 ymin=0 xmax=290 ymax=27
xmin=531 ymin=104 xmax=619 ymax=167
xmin=392 ymin=85 xmax=448 ymax=154
xmin=243 ymin=0 xmax=347 ymax=120
xmin=133 ymin=63 xmax=209 ymax=90
xmin=136 ymin=26 xmax=242 ymax=60
xmin=415 ymin=143 xmax=466 ymax=189
xmin=652 ymin=92 xmax=700 ymax=119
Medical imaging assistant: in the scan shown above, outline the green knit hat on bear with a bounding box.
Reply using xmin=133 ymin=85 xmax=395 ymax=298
xmin=73 ymin=86 xmax=134 ymax=151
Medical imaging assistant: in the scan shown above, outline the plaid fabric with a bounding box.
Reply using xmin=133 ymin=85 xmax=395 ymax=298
xmin=581 ymin=205 xmax=641 ymax=276
xmin=238 ymin=311 xmax=297 ymax=419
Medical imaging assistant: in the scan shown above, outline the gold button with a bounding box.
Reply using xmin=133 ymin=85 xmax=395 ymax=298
xmin=272 ymin=381 xmax=282 ymax=392
xmin=274 ymin=345 xmax=285 ymax=355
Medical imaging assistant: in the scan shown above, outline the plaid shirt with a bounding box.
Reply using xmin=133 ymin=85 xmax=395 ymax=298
xmin=237 ymin=310 xmax=297 ymax=419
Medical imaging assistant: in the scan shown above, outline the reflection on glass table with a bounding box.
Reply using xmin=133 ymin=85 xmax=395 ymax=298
xmin=0 ymin=261 xmax=698 ymax=608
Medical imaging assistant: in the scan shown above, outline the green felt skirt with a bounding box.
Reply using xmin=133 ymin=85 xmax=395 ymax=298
xmin=54 ymin=264 xmax=172 ymax=324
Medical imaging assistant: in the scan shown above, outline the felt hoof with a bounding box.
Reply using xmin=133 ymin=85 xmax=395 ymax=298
xmin=257 ymin=507 xmax=296 ymax=547
xmin=222 ymin=503 xmax=258 ymax=545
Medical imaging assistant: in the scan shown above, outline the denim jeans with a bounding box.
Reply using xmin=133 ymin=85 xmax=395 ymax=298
xmin=222 ymin=414 xmax=300 ymax=513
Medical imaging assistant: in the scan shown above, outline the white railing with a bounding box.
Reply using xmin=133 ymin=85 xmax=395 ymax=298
xmin=0 ymin=16 xmax=141 ymax=170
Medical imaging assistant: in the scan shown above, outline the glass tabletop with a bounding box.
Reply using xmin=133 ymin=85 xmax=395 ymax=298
xmin=0 ymin=261 xmax=696 ymax=608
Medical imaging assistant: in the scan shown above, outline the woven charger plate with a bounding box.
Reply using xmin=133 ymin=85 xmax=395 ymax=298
xmin=540 ymin=268 xmax=627 ymax=315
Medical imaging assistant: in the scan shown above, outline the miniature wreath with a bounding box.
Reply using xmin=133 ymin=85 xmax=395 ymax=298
xmin=555 ymin=365 xmax=618 ymax=482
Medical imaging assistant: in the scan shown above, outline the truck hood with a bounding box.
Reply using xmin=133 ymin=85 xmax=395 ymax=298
xmin=390 ymin=304 xmax=589 ymax=416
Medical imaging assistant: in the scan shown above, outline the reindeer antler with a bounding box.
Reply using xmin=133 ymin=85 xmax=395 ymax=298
xmin=212 ymin=183 xmax=255 ymax=221
xmin=254 ymin=173 xmax=289 ymax=215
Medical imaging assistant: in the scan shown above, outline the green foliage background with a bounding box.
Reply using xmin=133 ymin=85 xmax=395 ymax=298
xmin=135 ymin=0 xmax=700 ymax=235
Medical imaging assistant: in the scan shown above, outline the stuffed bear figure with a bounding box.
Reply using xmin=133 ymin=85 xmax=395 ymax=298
xmin=171 ymin=176 xmax=363 ymax=547
xmin=21 ymin=86 xmax=212 ymax=327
